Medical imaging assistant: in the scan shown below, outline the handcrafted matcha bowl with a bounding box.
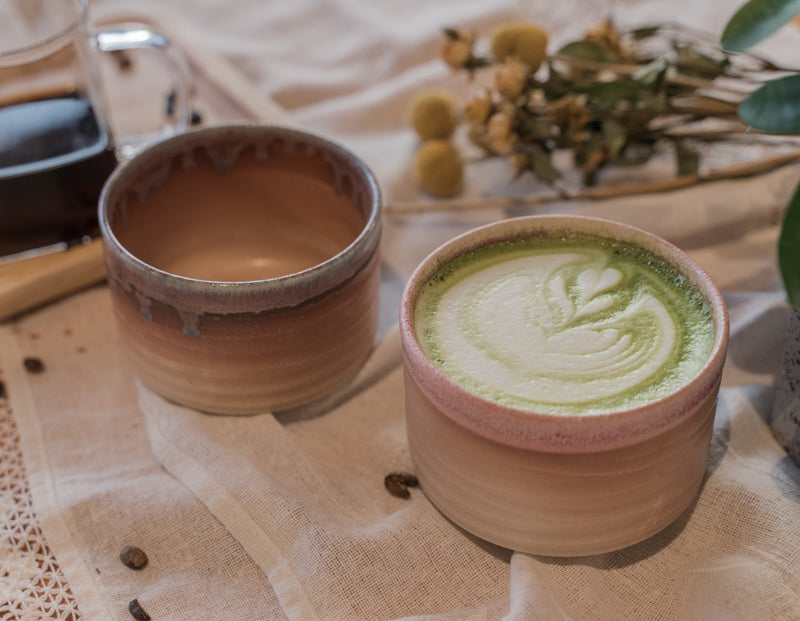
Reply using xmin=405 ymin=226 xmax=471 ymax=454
xmin=100 ymin=124 xmax=381 ymax=414
xmin=399 ymin=215 xmax=729 ymax=556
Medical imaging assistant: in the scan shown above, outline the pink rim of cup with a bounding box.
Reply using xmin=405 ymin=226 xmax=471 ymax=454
xmin=400 ymin=215 xmax=729 ymax=455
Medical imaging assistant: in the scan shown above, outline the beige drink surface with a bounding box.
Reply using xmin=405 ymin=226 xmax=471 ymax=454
xmin=116 ymin=154 xmax=364 ymax=281
xmin=414 ymin=234 xmax=715 ymax=415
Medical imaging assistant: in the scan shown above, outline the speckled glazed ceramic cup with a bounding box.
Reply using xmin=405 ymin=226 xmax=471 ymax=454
xmin=400 ymin=215 xmax=729 ymax=556
xmin=100 ymin=124 xmax=381 ymax=414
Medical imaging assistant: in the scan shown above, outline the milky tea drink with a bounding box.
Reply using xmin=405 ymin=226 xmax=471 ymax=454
xmin=413 ymin=230 xmax=715 ymax=416
xmin=400 ymin=216 xmax=729 ymax=556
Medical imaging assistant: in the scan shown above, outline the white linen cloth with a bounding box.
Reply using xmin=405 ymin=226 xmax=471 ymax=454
xmin=2 ymin=0 xmax=800 ymax=618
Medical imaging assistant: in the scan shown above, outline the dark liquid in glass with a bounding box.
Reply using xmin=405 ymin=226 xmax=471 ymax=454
xmin=0 ymin=95 xmax=118 ymax=256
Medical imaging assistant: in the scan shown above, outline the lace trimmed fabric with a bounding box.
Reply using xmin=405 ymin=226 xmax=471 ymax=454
xmin=0 ymin=395 xmax=81 ymax=621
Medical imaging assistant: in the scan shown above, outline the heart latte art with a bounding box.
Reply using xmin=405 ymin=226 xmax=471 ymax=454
xmin=414 ymin=235 xmax=715 ymax=415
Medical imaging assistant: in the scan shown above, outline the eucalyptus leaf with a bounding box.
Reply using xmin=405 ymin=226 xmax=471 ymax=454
xmin=721 ymin=0 xmax=800 ymax=52
xmin=738 ymin=74 xmax=800 ymax=134
xmin=674 ymin=44 xmax=729 ymax=80
xmin=520 ymin=118 xmax=556 ymax=141
xmin=542 ymin=61 xmax=573 ymax=100
xmin=633 ymin=54 xmax=669 ymax=91
xmin=630 ymin=25 xmax=661 ymax=40
xmin=602 ymin=119 xmax=627 ymax=158
xmin=527 ymin=146 xmax=561 ymax=182
xmin=578 ymin=80 xmax=640 ymax=103
xmin=557 ymin=40 xmax=612 ymax=63
xmin=779 ymin=180 xmax=800 ymax=309
xmin=637 ymin=91 xmax=668 ymax=114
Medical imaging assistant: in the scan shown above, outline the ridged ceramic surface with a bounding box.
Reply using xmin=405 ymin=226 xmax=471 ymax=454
xmin=400 ymin=216 xmax=729 ymax=556
xmin=100 ymin=124 xmax=381 ymax=414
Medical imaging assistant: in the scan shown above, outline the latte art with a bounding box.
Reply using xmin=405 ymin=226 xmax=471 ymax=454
xmin=414 ymin=237 xmax=714 ymax=415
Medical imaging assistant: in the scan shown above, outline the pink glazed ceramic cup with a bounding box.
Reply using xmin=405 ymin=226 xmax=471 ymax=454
xmin=399 ymin=215 xmax=729 ymax=556
xmin=100 ymin=124 xmax=381 ymax=414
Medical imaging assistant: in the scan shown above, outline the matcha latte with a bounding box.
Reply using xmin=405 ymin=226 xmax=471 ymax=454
xmin=413 ymin=233 xmax=715 ymax=415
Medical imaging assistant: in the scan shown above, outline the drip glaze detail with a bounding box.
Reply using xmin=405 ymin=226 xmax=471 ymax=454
xmin=99 ymin=124 xmax=382 ymax=315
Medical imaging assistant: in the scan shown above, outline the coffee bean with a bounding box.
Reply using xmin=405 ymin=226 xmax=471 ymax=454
xmin=128 ymin=599 xmax=151 ymax=621
xmin=120 ymin=546 xmax=148 ymax=570
xmin=384 ymin=471 xmax=419 ymax=499
xmin=23 ymin=357 xmax=44 ymax=373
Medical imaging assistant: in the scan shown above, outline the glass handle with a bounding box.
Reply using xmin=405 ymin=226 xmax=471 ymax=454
xmin=95 ymin=25 xmax=193 ymax=159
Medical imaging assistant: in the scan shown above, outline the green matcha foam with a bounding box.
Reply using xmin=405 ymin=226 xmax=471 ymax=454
xmin=413 ymin=234 xmax=715 ymax=415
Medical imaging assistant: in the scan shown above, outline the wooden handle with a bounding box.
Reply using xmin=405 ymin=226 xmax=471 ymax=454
xmin=0 ymin=239 xmax=107 ymax=321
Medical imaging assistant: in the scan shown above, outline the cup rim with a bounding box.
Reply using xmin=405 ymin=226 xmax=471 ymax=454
xmin=99 ymin=123 xmax=382 ymax=313
xmin=399 ymin=214 xmax=729 ymax=454
xmin=0 ymin=0 xmax=87 ymax=60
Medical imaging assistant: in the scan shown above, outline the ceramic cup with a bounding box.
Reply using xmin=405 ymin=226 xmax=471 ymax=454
xmin=100 ymin=124 xmax=382 ymax=414
xmin=400 ymin=215 xmax=729 ymax=556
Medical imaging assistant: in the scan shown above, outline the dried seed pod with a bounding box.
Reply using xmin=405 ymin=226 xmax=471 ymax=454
xmin=23 ymin=357 xmax=45 ymax=373
xmin=413 ymin=140 xmax=463 ymax=198
xmin=120 ymin=546 xmax=148 ymax=570
xmin=128 ymin=599 xmax=151 ymax=621
xmin=384 ymin=471 xmax=420 ymax=499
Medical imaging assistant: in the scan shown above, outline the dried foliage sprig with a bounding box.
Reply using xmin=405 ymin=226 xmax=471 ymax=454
xmin=405 ymin=18 xmax=799 ymax=201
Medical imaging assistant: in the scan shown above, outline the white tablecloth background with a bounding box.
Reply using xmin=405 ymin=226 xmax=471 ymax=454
xmin=2 ymin=0 xmax=800 ymax=619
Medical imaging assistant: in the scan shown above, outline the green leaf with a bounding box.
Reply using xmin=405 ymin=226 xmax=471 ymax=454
xmin=637 ymin=91 xmax=668 ymax=114
xmin=633 ymin=55 xmax=669 ymax=92
xmin=602 ymin=119 xmax=627 ymax=158
xmin=721 ymin=0 xmax=800 ymax=52
xmin=541 ymin=61 xmax=573 ymax=100
xmin=674 ymin=44 xmax=730 ymax=80
xmin=630 ymin=25 xmax=661 ymax=40
xmin=557 ymin=40 xmax=612 ymax=63
xmin=578 ymin=80 xmax=640 ymax=103
xmin=738 ymin=74 xmax=800 ymax=134
xmin=526 ymin=145 xmax=561 ymax=182
xmin=779 ymin=180 xmax=800 ymax=309
xmin=520 ymin=118 xmax=556 ymax=141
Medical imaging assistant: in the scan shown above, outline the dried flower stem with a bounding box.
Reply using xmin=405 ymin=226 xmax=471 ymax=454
xmin=666 ymin=96 xmax=740 ymax=116
xmin=386 ymin=150 xmax=800 ymax=214
xmin=550 ymin=53 xmax=753 ymax=97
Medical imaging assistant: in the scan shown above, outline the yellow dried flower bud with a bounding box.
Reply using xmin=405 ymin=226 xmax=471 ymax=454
xmin=584 ymin=18 xmax=622 ymax=56
xmin=526 ymin=89 xmax=546 ymax=107
xmin=463 ymin=90 xmax=492 ymax=125
xmin=413 ymin=140 xmax=463 ymax=198
xmin=509 ymin=153 xmax=530 ymax=173
xmin=494 ymin=58 xmax=527 ymax=101
xmin=497 ymin=100 xmax=517 ymax=117
xmin=486 ymin=112 xmax=516 ymax=155
xmin=467 ymin=124 xmax=490 ymax=151
xmin=549 ymin=94 xmax=590 ymax=139
xmin=409 ymin=89 xmax=459 ymax=140
xmin=441 ymin=30 xmax=474 ymax=70
xmin=490 ymin=23 xmax=548 ymax=71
